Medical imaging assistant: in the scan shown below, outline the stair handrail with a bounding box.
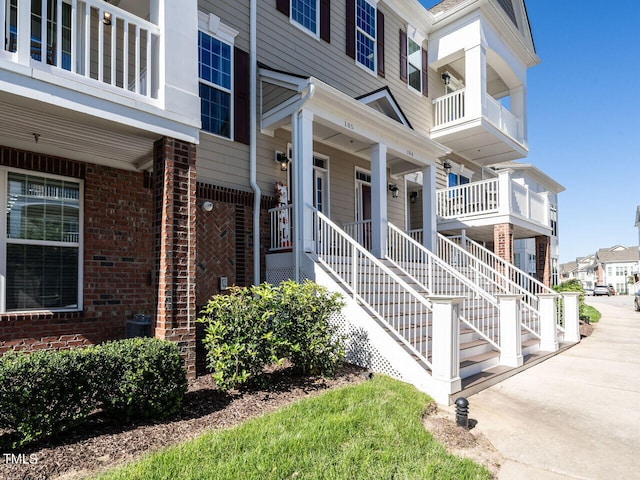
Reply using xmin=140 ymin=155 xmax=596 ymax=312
xmin=439 ymin=233 xmax=546 ymax=337
xmin=313 ymin=210 xmax=435 ymax=369
xmin=387 ymin=223 xmax=501 ymax=349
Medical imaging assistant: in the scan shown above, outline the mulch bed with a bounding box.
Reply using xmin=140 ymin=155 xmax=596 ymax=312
xmin=1 ymin=364 xmax=367 ymax=480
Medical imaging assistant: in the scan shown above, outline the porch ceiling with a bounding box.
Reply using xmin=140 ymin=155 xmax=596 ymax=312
xmin=438 ymin=219 xmax=551 ymax=243
xmin=0 ymin=92 xmax=159 ymax=171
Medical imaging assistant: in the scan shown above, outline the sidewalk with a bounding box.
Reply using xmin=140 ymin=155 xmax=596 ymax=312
xmin=450 ymin=296 xmax=640 ymax=479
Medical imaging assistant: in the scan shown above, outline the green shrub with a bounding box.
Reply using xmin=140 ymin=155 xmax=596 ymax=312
xmin=553 ymin=279 xmax=587 ymax=319
xmin=0 ymin=347 xmax=99 ymax=446
xmin=96 ymin=338 xmax=188 ymax=421
xmin=272 ymin=280 xmax=345 ymax=376
xmin=198 ymin=281 xmax=345 ymax=391
xmin=0 ymin=338 xmax=187 ymax=447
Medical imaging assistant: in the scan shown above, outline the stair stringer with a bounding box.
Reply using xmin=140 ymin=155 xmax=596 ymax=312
xmin=304 ymin=253 xmax=460 ymax=405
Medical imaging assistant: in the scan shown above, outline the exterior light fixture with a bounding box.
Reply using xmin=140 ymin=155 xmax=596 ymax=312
xmin=103 ymin=1 xmax=112 ymax=26
xmin=275 ymin=151 xmax=290 ymax=171
xmin=201 ymin=201 xmax=214 ymax=212
xmin=443 ymin=159 xmax=452 ymax=175
xmin=442 ymin=72 xmax=451 ymax=86
xmin=388 ymin=184 xmax=400 ymax=198
xmin=410 ymin=191 xmax=418 ymax=203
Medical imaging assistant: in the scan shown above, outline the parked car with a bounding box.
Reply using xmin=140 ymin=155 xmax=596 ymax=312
xmin=593 ymin=285 xmax=611 ymax=296
xmin=583 ymin=288 xmax=594 ymax=296
xmin=635 ymin=291 xmax=640 ymax=312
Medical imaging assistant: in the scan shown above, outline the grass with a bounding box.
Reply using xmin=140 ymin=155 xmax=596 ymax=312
xmin=583 ymin=304 xmax=601 ymax=323
xmin=96 ymin=375 xmax=491 ymax=480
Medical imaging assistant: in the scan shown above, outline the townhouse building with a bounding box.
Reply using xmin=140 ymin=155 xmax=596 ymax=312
xmin=0 ymin=0 xmax=577 ymax=403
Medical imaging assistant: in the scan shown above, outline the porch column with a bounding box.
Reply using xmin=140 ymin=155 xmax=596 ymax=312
xmin=538 ymin=293 xmax=559 ymax=352
xmin=428 ymin=296 xmax=463 ymax=399
xmin=510 ymin=85 xmax=527 ymax=145
xmin=535 ymin=235 xmax=551 ymax=287
xmin=493 ymin=223 xmax=514 ymax=264
xmin=497 ymin=294 xmax=524 ymax=367
xmin=370 ymin=143 xmax=388 ymax=258
xmin=421 ymin=164 xmax=437 ymax=252
xmin=16 ymin=0 xmax=31 ymax=65
xmin=293 ymin=109 xmax=315 ymax=254
xmin=464 ymin=42 xmax=487 ymax=120
xmin=563 ymin=292 xmax=581 ymax=343
xmin=497 ymin=169 xmax=513 ymax=216
xmin=153 ymin=137 xmax=197 ymax=379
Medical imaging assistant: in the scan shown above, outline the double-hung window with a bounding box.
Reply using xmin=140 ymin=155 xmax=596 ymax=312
xmin=292 ymin=0 xmax=319 ymax=35
xmin=356 ymin=0 xmax=376 ymax=72
xmin=407 ymin=37 xmax=422 ymax=92
xmin=2 ymin=170 xmax=82 ymax=312
xmin=198 ymin=31 xmax=233 ymax=139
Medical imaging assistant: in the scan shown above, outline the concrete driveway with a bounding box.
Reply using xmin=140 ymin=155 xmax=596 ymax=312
xmin=456 ymin=295 xmax=640 ymax=479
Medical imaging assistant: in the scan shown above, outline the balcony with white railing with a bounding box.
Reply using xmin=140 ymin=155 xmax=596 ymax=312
xmin=0 ymin=0 xmax=199 ymax=144
xmin=431 ymin=90 xmax=527 ymax=165
xmin=436 ymin=170 xmax=551 ymax=238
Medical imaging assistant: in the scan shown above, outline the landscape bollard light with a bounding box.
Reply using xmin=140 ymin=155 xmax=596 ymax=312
xmin=455 ymin=397 xmax=469 ymax=429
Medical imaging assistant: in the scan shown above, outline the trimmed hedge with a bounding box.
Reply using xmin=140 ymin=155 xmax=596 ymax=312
xmin=0 ymin=338 xmax=187 ymax=447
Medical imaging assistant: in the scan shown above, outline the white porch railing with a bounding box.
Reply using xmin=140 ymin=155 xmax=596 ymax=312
xmin=436 ymin=178 xmax=499 ymax=219
xmin=314 ymin=210 xmax=434 ymax=369
xmin=388 ymin=223 xmax=501 ymax=348
xmin=269 ymin=205 xmax=293 ymax=251
xmin=342 ymin=219 xmax=372 ymax=251
xmin=486 ymin=95 xmax=519 ymax=140
xmin=436 ymin=174 xmax=549 ymax=229
xmin=433 ymin=89 xmax=465 ymax=126
xmin=1 ymin=0 xmax=160 ymax=101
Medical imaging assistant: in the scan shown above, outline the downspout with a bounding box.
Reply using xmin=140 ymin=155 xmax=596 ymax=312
xmin=250 ymin=0 xmax=260 ymax=285
xmin=292 ymin=83 xmax=316 ymax=282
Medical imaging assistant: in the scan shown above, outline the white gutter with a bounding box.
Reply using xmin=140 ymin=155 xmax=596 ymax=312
xmin=250 ymin=0 xmax=260 ymax=285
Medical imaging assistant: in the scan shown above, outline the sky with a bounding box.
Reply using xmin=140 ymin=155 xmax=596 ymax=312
xmin=419 ymin=0 xmax=640 ymax=263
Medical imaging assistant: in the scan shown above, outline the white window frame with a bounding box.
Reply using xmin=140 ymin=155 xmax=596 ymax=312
xmin=313 ymin=153 xmax=330 ymax=216
xmin=198 ymin=12 xmax=238 ymax=141
xmin=406 ymin=25 xmax=425 ymax=94
xmin=0 ymin=167 xmax=84 ymax=313
xmin=290 ymin=0 xmax=320 ymax=39
xmin=355 ymin=0 xmax=377 ymax=75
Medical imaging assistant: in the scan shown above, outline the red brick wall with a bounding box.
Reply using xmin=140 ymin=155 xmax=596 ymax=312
xmin=535 ymin=235 xmax=551 ymax=287
xmin=0 ymin=146 xmax=155 ymax=353
xmin=493 ymin=223 xmax=514 ymax=264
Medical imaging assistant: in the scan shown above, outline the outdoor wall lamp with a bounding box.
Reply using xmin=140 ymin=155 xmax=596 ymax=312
xmin=275 ymin=151 xmax=290 ymax=171
xmin=442 ymin=72 xmax=451 ymax=86
xmin=410 ymin=191 xmax=418 ymax=203
xmin=443 ymin=159 xmax=452 ymax=175
xmin=201 ymin=201 xmax=214 ymax=212
xmin=103 ymin=1 xmax=112 ymax=25
xmin=388 ymin=184 xmax=400 ymax=198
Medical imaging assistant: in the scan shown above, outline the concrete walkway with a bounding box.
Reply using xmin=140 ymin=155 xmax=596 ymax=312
xmin=452 ymin=296 xmax=640 ymax=479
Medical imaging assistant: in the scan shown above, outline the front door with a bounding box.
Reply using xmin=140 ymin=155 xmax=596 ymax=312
xmin=355 ymin=169 xmax=372 ymax=249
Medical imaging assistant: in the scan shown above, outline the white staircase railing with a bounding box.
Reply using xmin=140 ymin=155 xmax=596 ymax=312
xmin=314 ymin=210 xmax=434 ymax=369
xmin=440 ymin=233 xmax=560 ymax=337
xmin=342 ymin=219 xmax=372 ymax=251
xmin=387 ymin=224 xmax=501 ymax=349
xmin=268 ymin=205 xmax=293 ymax=251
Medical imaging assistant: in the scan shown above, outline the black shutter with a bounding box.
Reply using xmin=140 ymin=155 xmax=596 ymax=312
xmin=399 ymin=29 xmax=407 ymax=82
xmin=320 ymin=0 xmax=331 ymax=43
xmin=376 ymin=10 xmax=384 ymax=77
xmin=422 ymin=47 xmax=428 ymax=97
xmin=346 ymin=0 xmax=355 ymax=59
xmin=234 ymin=47 xmax=250 ymax=146
xmin=276 ymin=0 xmax=289 ymax=16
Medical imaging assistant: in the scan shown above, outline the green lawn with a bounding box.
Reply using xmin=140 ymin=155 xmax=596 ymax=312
xmin=96 ymin=375 xmax=491 ymax=480
xmin=583 ymin=304 xmax=601 ymax=323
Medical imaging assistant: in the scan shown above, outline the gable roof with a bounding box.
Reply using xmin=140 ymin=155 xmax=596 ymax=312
xmin=596 ymin=246 xmax=640 ymax=264
xmin=355 ymin=87 xmax=413 ymax=129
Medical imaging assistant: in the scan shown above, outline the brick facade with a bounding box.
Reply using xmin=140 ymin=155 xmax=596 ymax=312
xmin=535 ymin=235 xmax=551 ymax=287
xmin=0 ymin=146 xmax=155 ymax=353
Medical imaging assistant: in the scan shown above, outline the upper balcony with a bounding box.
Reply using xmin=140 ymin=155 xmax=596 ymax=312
xmin=436 ymin=169 xmax=551 ymax=242
xmin=0 ymin=0 xmax=200 ymax=166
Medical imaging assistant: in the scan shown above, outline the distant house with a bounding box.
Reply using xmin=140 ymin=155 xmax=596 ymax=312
xmin=595 ymin=246 xmax=640 ymax=295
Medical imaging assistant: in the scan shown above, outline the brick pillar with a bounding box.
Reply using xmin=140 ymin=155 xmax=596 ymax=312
xmin=535 ymin=235 xmax=551 ymax=287
xmin=153 ymin=137 xmax=197 ymax=378
xmin=493 ymin=223 xmax=514 ymax=264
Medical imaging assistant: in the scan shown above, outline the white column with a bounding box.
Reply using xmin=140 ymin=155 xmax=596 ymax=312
xmin=562 ymin=292 xmax=581 ymax=343
xmin=429 ymin=296 xmax=463 ymax=397
xmin=497 ymin=169 xmax=513 ymax=216
xmin=16 ymin=0 xmax=32 ymax=65
xmin=510 ymin=85 xmax=527 ymax=145
xmin=421 ymin=164 xmax=437 ymax=252
xmin=464 ymin=43 xmax=487 ymax=120
xmin=538 ymin=293 xmax=559 ymax=352
xmin=292 ymin=109 xmax=315 ymax=254
xmin=497 ymin=294 xmax=524 ymax=367
xmin=370 ymin=143 xmax=387 ymax=258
